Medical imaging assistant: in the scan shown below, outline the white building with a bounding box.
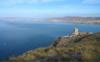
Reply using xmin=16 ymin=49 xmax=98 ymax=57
xmin=72 ymin=27 xmax=79 ymax=36
xmin=63 ymin=26 xmax=93 ymax=38
xmin=64 ymin=27 xmax=79 ymax=38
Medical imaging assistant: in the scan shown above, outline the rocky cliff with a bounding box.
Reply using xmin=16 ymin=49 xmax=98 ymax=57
xmin=8 ymin=32 xmax=100 ymax=62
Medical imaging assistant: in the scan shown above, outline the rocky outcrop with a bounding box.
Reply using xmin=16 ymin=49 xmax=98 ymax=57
xmin=8 ymin=32 xmax=100 ymax=62
xmin=52 ymin=32 xmax=92 ymax=47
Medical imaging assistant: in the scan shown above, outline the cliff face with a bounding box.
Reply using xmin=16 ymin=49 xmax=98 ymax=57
xmin=8 ymin=32 xmax=100 ymax=62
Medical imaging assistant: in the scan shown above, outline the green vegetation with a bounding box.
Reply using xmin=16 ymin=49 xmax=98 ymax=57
xmin=8 ymin=32 xmax=100 ymax=62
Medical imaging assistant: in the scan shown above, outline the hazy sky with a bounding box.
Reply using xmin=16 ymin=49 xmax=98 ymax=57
xmin=0 ymin=0 xmax=100 ymax=18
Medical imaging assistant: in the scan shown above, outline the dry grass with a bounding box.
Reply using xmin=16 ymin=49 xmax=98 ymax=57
xmin=8 ymin=32 xmax=100 ymax=62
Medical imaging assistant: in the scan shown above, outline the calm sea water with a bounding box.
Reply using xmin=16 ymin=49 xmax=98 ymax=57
xmin=0 ymin=20 xmax=100 ymax=60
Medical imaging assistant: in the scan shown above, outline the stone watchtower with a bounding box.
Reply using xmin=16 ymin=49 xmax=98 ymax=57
xmin=64 ymin=25 xmax=80 ymax=38
xmin=72 ymin=27 xmax=79 ymax=36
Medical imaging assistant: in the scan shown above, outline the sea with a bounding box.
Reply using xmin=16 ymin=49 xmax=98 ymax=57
xmin=0 ymin=20 xmax=100 ymax=60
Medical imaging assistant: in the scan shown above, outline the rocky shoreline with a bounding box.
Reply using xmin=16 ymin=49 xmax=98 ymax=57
xmin=5 ymin=32 xmax=100 ymax=62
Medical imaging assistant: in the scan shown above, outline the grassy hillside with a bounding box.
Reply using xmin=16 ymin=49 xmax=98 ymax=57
xmin=8 ymin=32 xmax=100 ymax=62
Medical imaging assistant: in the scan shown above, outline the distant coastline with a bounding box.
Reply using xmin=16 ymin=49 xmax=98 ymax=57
xmin=0 ymin=16 xmax=100 ymax=24
xmin=47 ymin=16 xmax=100 ymax=24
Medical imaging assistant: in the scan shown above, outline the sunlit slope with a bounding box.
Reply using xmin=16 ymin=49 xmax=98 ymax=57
xmin=9 ymin=32 xmax=100 ymax=62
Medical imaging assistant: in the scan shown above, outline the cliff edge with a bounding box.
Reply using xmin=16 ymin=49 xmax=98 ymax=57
xmin=8 ymin=32 xmax=100 ymax=62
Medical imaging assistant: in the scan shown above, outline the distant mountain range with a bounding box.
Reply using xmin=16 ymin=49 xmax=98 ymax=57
xmin=47 ymin=16 xmax=100 ymax=24
xmin=0 ymin=16 xmax=100 ymax=24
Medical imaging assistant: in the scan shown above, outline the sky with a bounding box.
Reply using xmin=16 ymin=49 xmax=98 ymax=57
xmin=0 ymin=0 xmax=100 ymax=18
